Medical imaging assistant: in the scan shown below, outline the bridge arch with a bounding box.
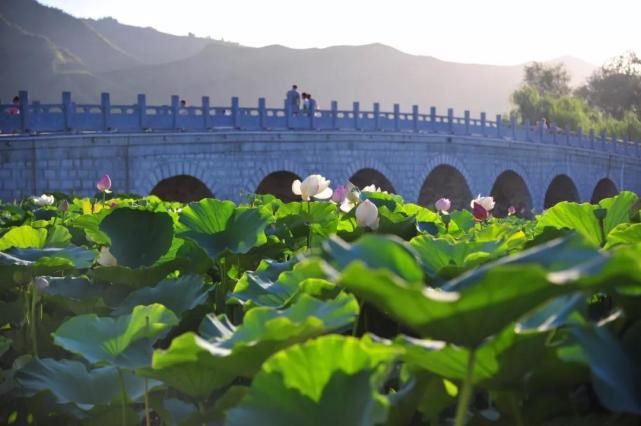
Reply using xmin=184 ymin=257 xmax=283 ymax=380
xmin=349 ymin=168 xmax=396 ymax=193
xmin=489 ymin=170 xmax=533 ymax=217
xmin=590 ymin=178 xmax=618 ymax=203
xmin=137 ymin=160 xmax=218 ymax=200
xmin=544 ymin=174 xmax=580 ymax=208
xmin=151 ymin=175 xmax=214 ymax=202
xmin=255 ymin=171 xmax=302 ymax=202
xmin=418 ymin=164 xmax=473 ymax=210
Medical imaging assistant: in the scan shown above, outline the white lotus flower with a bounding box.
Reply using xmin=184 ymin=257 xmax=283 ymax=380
xmin=470 ymin=195 xmax=495 ymax=212
xmin=97 ymin=246 xmax=118 ymax=267
xmin=355 ymin=199 xmax=379 ymax=230
xmin=32 ymin=194 xmax=55 ymax=206
xmin=292 ymin=174 xmax=333 ymax=201
xmin=361 ymin=184 xmax=388 ymax=194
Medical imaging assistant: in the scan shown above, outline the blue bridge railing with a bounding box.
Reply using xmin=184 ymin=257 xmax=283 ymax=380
xmin=1 ymin=90 xmax=639 ymax=157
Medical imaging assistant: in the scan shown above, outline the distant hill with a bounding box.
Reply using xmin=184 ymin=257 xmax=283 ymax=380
xmin=83 ymin=17 xmax=234 ymax=66
xmin=0 ymin=0 xmax=599 ymax=114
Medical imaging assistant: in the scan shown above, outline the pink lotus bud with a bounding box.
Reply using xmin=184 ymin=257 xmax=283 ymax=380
xmin=507 ymin=206 xmax=516 ymax=216
xmin=58 ymin=199 xmax=69 ymax=212
xmin=331 ymin=185 xmax=347 ymax=203
xmin=435 ymin=198 xmax=451 ymax=212
xmin=96 ymin=175 xmax=112 ymax=193
xmin=472 ymin=202 xmax=490 ymax=221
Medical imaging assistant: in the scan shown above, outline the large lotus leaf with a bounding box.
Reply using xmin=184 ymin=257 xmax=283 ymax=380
xmin=40 ymin=276 xmax=110 ymax=315
xmin=111 ymin=275 xmax=211 ymax=316
xmin=338 ymin=236 xmax=609 ymax=347
xmin=44 ymin=225 xmax=72 ymax=247
xmin=226 ymin=335 xmax=402 ymax=426
xmin=52 ymin=304 xmax=179 ymax=368
xmin=0 ymin=204 xmax=27 ymax=227
xmin=90 ymin=257 xmax=188 ymax=288
xmin=400 ymin=203 xmax=442 ymax=224
xmin=536 ymin=192 xmax=638 ymax=247
xmin=140 ymin=293 xmax=358 ymax=398
xmin=69 ymin=209 xmax=111 ymax=245
xmin=0 ymin=225 xmax=47 ymax=251
xmin=377 ymin=206 xmax=418 ymax=241
xmin=0 ymin=336 xmax=11 ymax=357
xmin=560 ymin=324 xmax=641 ymax=415
xmin=229 ymin=258 xmax=333 ymax=308
xmin=15 ymin=358 xmax=160 ymax=410
xmin=604 ymin=223 xmax=641 ymax=249
xmin=99 ymin=208 xmax=174 ymax=268
xmin=361 ymin=191 xmax=405 ymax=212
xmin=410 ymin=235 xmax=499 ymax=278
xmin=599 ymin=191 xmax=639 ymax=235
xmin=272 ymin=201 xmax=338 ymax=248
xmin=399 ymin=325 xmax=586 ymax=391
xmin=322 ymin=234 xmax=423 ymax=284
xmin=179 ymin=199 xmax=273 ymax=260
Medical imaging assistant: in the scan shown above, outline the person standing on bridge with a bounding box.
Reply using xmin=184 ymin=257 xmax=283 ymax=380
xmin=286 ymin=85 xmax=301 ymax=115
xmin=307 ymin=93 xmax=317 ymax=116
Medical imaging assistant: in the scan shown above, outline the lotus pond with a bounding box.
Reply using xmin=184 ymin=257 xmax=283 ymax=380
xmin=1 ymin=185 xmax=641 ymax=426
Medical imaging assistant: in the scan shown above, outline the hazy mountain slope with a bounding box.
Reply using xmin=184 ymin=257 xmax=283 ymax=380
xmin=84 ymin=17 xmax=232 ymax=65
xmin=100 ymin=43 xmax=530 ymax=115
xmin=0 ymin=0 xmax=137 ymax=72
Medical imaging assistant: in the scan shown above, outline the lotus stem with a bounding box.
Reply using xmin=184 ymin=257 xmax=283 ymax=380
xmin=453 ymin=349 xmax=476 ymax=426
xmin=306 ymin=201 xmax=312 ymax=250
xmin=117 ymin=367 xmax=129 ymax=426
xmin=144 ymin=316 xmax=151 ymax=426
xmin=509 ymin=393 xmax=524 ymax=426
xmin=29 ymin=281 xmax=38 ymax=359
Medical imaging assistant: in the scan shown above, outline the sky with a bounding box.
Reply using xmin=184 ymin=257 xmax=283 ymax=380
xmin=39 ymin=0 xmax=641 ymax=66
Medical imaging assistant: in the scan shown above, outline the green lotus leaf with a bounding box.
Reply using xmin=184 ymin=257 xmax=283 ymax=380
xmin=273 ymin=201 xmax=338 ymax=248
xmin=70 ymin=209 xmax=111 ymax=245
xmin=140 ymin=293 xmax=358 ymax=398
xmin=90 ymin=257 xmax=188 ymax=288
xmin=0 ymin=336 xmax=11 ymax=357
xmin=604 ymin=223 xmax=641 ymax=249
xmin=99 ymin=208 xmax=174 ymax=268
xmin=322 ymin=234 xmax=423 ymax=284
xmin=40 ymin=276 xmax=110 ymax=315
xmin=15 ymin=358 xmax=161 ymax=410
xmin=0 ymin=225 xmax=47 ymax=251
xmin=226 ymin=335 xmax=402 ymax=426
xmin=52 ymin=304 xmax=179 ymax=368
xmin=179 ymin=199 xmax=273 ymax=261
xmin=229 ymin=258 xmax=333 ymax=308
xmin=111 ymin=275 xmax=211 ymax=317
xmin=338 ymin=236 xmax=610 ymax=347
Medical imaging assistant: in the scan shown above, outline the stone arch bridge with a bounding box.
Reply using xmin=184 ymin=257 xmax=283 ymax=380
xmin=1 ymin=91 xmax=640 ymax=213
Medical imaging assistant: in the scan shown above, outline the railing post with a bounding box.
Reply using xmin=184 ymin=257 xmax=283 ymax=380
xmin=258 ymin=97 xmax=266 ymax=130
xmin=430 ymin=106 xmax=437 ymax=132
xmin=331 ymin=101 xmax=338 ymax=130
xmin=447 ymin=108 xmax=454 ymax=134
xmin=412 ymin=105 xmax=419 ymax=132
xmin=510 ymin=116 xmax=517 ymax=139
xmin=62 ymin=91 xmax=72 ymax=131
xmin=373 ymin=102 xmax=380 ymax=130
xmin=538 ymin=120 xmax=545 ymax=142
xmin=31 ymin=101 xmax=40 ymax=130
xmin=202 ymin=96 xmax=210 ymax=129
xmin=137 ymin=94 xmax=146 ymax=130
xmin=285 ymin=102 xmax=292 ymax=129
xmin=600 ymin=129 xmax=607 ymax=152
xmin=480 ymin=112 xmax=486 ymax=137
xmin=231 ymin=97 xmax=240 ymax=129
xmin=551 ymin=123 xmax=557 ymax=144
xmin=393 ymin=104 xmax=400 ymax=131
xmin=611 ymin=134 xmax=618 ymax=154
xmin=19 ymin=90 xmax=30 ymax=132
xmin=101 ymin=92 xmax=111 ymax=130
xmin=496 ymin=114 xmax=502 ymax=138
xmin=577 ymin=128 xmax=583 ymax=148
xmin=564 ymin=126 xmax=571 ymax=145
xmin=310 ymin=99 xmax=316 ymax=130
xmin=589 ymin=129 xmax=595 ymax=150
xmin=353 ymin=102 xmax=360 ymax=130
xmin=524 ymin=119 xmax=531 ymax=141
xmin=171 ymin=95 xmax=179 ymax=130
xmin=464 ymin=110 xmax=470 ymax=135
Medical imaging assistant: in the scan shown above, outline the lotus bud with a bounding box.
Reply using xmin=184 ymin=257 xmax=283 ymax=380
xmin=32 ymin=194 xmax=55 ymax=206
xmin=331 ymin=185 xmax=347 ymax=203
xmin=470 ymin=195 xmax=495 ymax=212
xmin=96 ymin=174 xmax=112 ymax=193
xmin=507 ymin=206 xmax=516 ymax=216
xmin=435 ymin=198 xmax=451 ymax=213
xmin=97 ymin=246 xmax=118 ymax=267
xmin=58 ymin=199 xmax=69 ymax=212
xmin=34 ymin=276 xmax=49 ymax=290
xmin=292 ymin=174 xmax=333 ymax=201
xmin=472 ymin=203 xmax=490 ymax=221
xmin=355 ymin=199 xmax=380 ymax=230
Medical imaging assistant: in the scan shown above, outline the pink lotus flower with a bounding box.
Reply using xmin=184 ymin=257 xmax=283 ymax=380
xmin=472 ymin=202 xmax=491 ymax=221
xmin=507 ymin=206 xmax=516 ymax=216
xmin=331 ymin=185 xmax=347 ymax=203
xmin=435 ymin=198 xmax=451 ymax=213
xmin=96 ymin=175 xmax=112 ymax=193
